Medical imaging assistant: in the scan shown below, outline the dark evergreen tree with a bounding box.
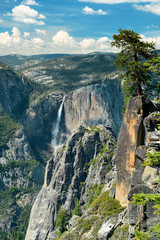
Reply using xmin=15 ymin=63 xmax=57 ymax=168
xmin=56 ymin=207 xmax=70 ymax=234
xmin=111 ymin=29 xmax=156 ymax=104
xmin=145 ymin=54 xmax=160 ymax=100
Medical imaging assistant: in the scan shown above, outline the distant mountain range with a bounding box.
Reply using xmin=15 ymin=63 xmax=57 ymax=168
xmin=0 ymin=54 xmax=74 ymax=68
xmin=0 ymin=52 xmax=117 ymax=68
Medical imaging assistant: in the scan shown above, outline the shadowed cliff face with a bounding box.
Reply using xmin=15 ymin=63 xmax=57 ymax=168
xmin=0 ymin=68 xmax=31 ymax=117
xmin=63 ymin=81 xmax=123 ymax=139
xmin=116 ymin=96 xmax=160 ymax=206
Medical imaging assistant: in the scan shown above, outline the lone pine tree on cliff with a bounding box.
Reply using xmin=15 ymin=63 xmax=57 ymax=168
xmin=111 ymin=29 xmax=156 ymax=104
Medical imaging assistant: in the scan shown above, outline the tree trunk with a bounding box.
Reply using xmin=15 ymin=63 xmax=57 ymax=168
xmin=134 ymin=53 xmax=143 ymax=96
xmin=136 ymin=77 xmax=142 ymax=95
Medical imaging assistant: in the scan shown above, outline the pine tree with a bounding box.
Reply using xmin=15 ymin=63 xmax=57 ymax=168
xmin=111 ymin=29 xmax=156 ymax=104
xmin=56 ymin=207 xmax=70 ymax=234
xmin=145 ymin=54 xmax=160 ymax=100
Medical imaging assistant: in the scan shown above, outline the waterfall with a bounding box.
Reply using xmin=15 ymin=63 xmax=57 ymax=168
xmin=51 ymin=96 xmax=65 ymax=147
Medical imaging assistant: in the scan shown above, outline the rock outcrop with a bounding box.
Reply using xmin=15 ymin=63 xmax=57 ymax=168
xmin=114 ymin=96 xmax=160 ymax=239
xmin=0 ymin=129 xmax=34 ymax=165
xmin=116 ymin=96 xmax=159 ymax=206
xmin=25 ymin=125 xmax=116 ymax=240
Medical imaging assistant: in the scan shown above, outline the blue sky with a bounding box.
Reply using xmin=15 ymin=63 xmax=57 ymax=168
xmin=0 ymin=0 xmax=160 ymax=55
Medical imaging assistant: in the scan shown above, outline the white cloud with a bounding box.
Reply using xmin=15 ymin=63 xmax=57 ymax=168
xmin=147 ymin=25 xmax=159 ymax=29
xmin=78 ymin=0 xmax=160 ymax=3
xmin=22 ymin=0 xmax=39 ymax=5
xmin=35 ymin=29 xmax=46 ymax=35
xmin=83 ymin=6 xmax=108 ymax=15
xmin=134 ymin=3 xmax=160 ymax=15
xmin=0 ymin=28 xmax=116 ymax=55
xmin=52 ymin=30 xmax=76 ymax=47
xmin=7 ymin=4 xmax=45 ymax=25
xmin=80 ymin=38 xmax=96 ymax=48
xmin=24 ymin=32 xmax=30 ymax=37
xmin=141 ymin=34 xmax=160 ymax=48
xmin=0 ymin=19 xmax=3 ymax=23
xmin=0 ymin=32 xmax=12 ymax=46
xmin=51 ymin=30 xmax=116 ymax=53
xmin=3 ymin=28 xmax=160 ymax=56
xmin=32 ymin=37 xmax=45 ymax=46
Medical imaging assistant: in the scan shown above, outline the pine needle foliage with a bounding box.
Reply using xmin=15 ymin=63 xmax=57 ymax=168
xmin=111 ymin=29 xmax=156 ymax=105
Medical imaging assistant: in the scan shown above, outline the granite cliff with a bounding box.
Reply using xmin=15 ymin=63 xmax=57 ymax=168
xmin=0 ymin=55 xmax=123 ymax=238
xmin=25 ymin=96 xmax=160 ymax=240
xmin=2 ymin=53 xmax=160 ymax=239
xmin=25 ymin=125 xmax=118 ymax=240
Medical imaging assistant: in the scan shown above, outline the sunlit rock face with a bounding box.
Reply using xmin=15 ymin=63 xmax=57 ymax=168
xmin=63 ymin=81 xmax=123 ymax=138
xmin=115 ymin=96 xmax=160 ymax=206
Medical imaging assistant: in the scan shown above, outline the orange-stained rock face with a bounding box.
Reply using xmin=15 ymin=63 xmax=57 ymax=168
xmin=115 ymin=96 xmax=153 ymax=206
xmin=116 ymin=182 xmax=129 ymax=206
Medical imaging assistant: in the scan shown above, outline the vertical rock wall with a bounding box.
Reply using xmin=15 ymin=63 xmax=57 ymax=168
xmin=115 ymin=96 xmax=159 ymax=206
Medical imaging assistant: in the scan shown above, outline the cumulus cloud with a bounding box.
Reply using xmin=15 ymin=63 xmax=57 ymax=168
xmin=35 ymin=29 xmax=46 ymax=35
xmin=0 ymin=27 xmax=21 ymax=47
xmin=0 ymin=32 xmax=12 ymax=46
xmin=141 ymin=34 xmax=160 ymax=48
xmin=78 ymin=0 xmax=160 ymax=3
xmin=0 ymin=28 xmax=116 ymax=55
xmin=83 ymin=6 xmax=108 ymax=15
xmin=7 ymin=4 xmax=45 ymax=25
xmin=22 ymin=0 xmax=39 ymax=5
xmin=52 ymin=30 xmax=77 ymax=47
xmin=134 ymin=3 xmax=160 ymax=15
xmin=80 ymin=38 xmax=96 ymax=49
xmin=51 ymin=30 xmax=116 ymax=53
xmin=0 ymin=27 xmax=45 ymax=55
xmin=2 ymin=28 xmax=160 ymax=56
xmin=24 ymin=32 xmax=30 ymax=37
xmin=0 ymin=19 xmax=3 ymax=23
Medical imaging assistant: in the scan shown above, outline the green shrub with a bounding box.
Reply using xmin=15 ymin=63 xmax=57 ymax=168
xmin=76 ymin=216 xmax=98 ymax=234
xmin=142 ymin=151 xmax=160 ymax=167
xmin=87 ymin=184 xmax=104 ymax=207
xmin=133 ymin=230 xmax=151 ymax=240
xmin=72 ymin=199 xmax=81 ymax=216
xmin=89 ymin=191 xmax=124 ymax=217
xmin=154 ymin=112 xmax=160 ymax=130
